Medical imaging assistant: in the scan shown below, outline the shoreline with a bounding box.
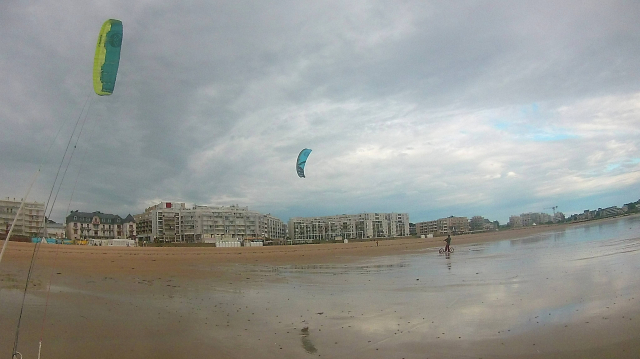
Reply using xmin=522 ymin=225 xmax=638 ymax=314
xmin=0 ymin=217 xmax=618 ymax=271
xmin=0 ymin=218 xmax=620 ymax=279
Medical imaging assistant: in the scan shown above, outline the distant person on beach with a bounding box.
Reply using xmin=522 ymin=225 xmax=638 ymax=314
xmin=443 ymin=234 xmax=452 ymax=252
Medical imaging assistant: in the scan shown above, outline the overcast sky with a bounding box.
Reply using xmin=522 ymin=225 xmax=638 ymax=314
xmin=2 ymin=1 xmax=640 ymax=225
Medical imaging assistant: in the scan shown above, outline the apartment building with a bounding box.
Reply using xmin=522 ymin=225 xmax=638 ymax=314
xmin=0 ymin=197 xmax=45 ymax=238
xmin=469 ymin=216 xmax=497 ymax=231
xmin=415 ymin=216 xmax=469 ymax=236
xmin=134 ymin=202 xmax=185 ymax=243
xmin=65 ymin=210 xmax=136 ymax=241
xmin=508 ymin=212 xmax=554 ymax=227
xmin=520 ymin=212 xmax=553 ymax=226
xmin=553 ymin=212 xmax=566 ymax=223
xmin=46 ymin=221 xmax=67 ymax=239
xmin=187 ymin=204 xmax=286 ymax=242
xmin=508 ymin=215 xmax=523 ymax=228
xmin=447 ymin=216 xmax=469 ymax=234
xmin=134 ymin=202 xmax=286 ymax=243
xmin=416 ymin=220 xmax=439 ymax=236
xmin=288 ymin=212 xmax=410 ymax=243
xmin=409 ymin=223 xmax=417 ymax=236
xmin=598 ymin=206 xmax=624 ymax=218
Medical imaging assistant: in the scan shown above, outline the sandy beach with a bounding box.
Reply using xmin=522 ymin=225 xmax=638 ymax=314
xmin=1 ymin=217 xmax=640 ymax=358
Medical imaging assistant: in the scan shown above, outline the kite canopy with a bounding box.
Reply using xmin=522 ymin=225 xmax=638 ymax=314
xmin=296 ymin=148 xmax=312 ymax=178
xmin=93 ymin=19 xmax=123 ymax=96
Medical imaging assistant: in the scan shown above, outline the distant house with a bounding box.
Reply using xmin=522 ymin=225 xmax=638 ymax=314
xmin=66 ymin=211 xmax=135 ymax=241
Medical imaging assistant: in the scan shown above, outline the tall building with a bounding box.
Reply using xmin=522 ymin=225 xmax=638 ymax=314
xmin=446 ymin=216 xmax=469 ymax=234
xmin=469 ymin=216 xmax=485 ymax=231
xmin=134 ymin=202 xmax=185 ymax=243
xmin=553 ymin=212 xmax=566 ymax=222
xmin=134 ymin=202 xmax=286 ymax=243
xmin=0 ymin=197 xmax=45 ymax=238
xmin=415 ymin=216 xmax=469 ymax=236
xmin=519 ymin=212 xmax=552 ymax=226
xmin=65 ymin=211 xmax=136 ymax=241
xmin=598 ymin=206 xmax=623 ymax=218
xmin=416 ymin=220 xmax=439 ymax=236
xmin=469 ymin=216 xmax=497 ymax=232
xmin=508 ymin=215 xmax=523 ymax=228
xmin=288 ymin=212 xmax=410 ymax=243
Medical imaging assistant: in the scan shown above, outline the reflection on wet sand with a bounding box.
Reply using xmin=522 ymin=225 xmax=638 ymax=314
xmin=1 ymin=216 xmax=640 ymax=358
xmin=300 ymin=326 xmax=318 ymax=353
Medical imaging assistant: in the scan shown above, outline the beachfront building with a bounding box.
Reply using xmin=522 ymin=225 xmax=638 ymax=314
xmin=598 ymin=206 xmax=624 ymax=218
xmin=134 ymin=202 xmax=185 ymax=243
xmin=65 ymin=211 xmax=136 ymax=241
xmin=509 ymin=215 xmax=523 ymax=228
xmin=569 ymin=206 xmax=628 ymax=222
xmin=0 ymin=197 xmax=45 ymax=238
xmin=46 ymin=221 xmax=66 ymax=239
xmin=521 ymin=213 xmax=539 ymax=226
xmin=469 ymin=216 xmax=485 ymax=231
xmin=447 ymin=216 xmax=470 ymax=234
xmin=553 ymin=212 xmax=566 ymax=223
xmin=134 ymin=202 xmax=287 ymax=243
xmin=409 ymin=223 xmax=417 ymax=236
xmin=415 ymin=220 xmax=439 ymax=236
xmin=520 ymin=212 xmax=553 ymax=226
xmin=583 ymin=210 xmax=597 ymax=221
xmin=186 ymin=204 xmax=286 ymax=242
xmin=509 ymin=212 xmax=554 ymax=227
xmin=469 ymin=216 xmax=497 ymax=232
xmin=415 ymin=216 xmax=470 ymax=236
xmin=288 ymin=212 xmax=410 ymax=244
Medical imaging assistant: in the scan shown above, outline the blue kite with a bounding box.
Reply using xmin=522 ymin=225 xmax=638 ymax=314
xmin=296 ymin=148 xmax=312 ymax=178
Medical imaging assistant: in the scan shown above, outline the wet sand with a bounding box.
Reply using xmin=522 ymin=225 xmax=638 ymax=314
xmin=1 ymin=217 xmax=640 ymax=358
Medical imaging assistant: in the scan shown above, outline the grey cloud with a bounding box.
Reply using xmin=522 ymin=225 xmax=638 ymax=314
xmin=1 ymin=1 xmax=640 ymax=224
